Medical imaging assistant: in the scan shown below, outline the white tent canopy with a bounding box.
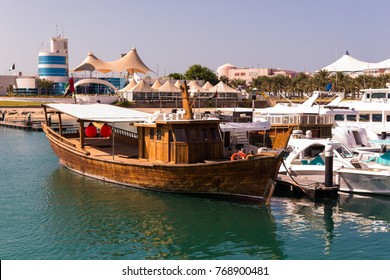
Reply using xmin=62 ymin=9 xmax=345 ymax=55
xmin=321 ymin=50 xmax=390 ymax=73
xmin=321 ymin=51 xmax=370 ymax=73
xmin=118 ymin=79 xmax=137 ymax=92
xmin=202 ymin=81 xmax=213 ymax=90
xmin=188 ymin=80 xmax=207 ymax=93
xmin=120 ymin=79 xmax=154 ymax=101
xmin=130 ymin=79 xmax=153 ymax=93
xmin=158 ymin=80 xmax=181 ymax=93
xmin=209 ymin=81 xmax=240 ymax=94
xmin=151 ymin=79 xmax=163 ymax=90
xmin=372 ymin=58 xmax=390 ymax=69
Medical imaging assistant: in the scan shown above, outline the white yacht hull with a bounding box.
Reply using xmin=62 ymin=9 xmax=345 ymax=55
xmin=336 ymin=168 xmax=390 ymax=196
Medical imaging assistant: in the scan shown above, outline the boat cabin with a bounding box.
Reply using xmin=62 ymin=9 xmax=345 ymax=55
xmin=135 ymin=119 xmax=223 ymax=164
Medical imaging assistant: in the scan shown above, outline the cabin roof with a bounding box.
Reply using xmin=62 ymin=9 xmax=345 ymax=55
xmin=44 ymin=103 xmax=151 ymax=123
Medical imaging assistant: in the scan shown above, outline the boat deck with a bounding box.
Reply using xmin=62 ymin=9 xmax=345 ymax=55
xmin=64 ymin=136 xmax=140 ymax=162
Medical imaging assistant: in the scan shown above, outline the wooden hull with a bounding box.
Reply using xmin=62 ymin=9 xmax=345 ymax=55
xmin=43 ymin=124 xmax=284 ymax=201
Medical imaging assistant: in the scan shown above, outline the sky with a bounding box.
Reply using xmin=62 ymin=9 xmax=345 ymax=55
xmin=1 ymin=0 xmax=389 ymax=77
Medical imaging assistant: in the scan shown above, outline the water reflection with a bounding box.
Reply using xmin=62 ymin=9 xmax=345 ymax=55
xmin=44 ymin=167 xmax=285 ymax=260
xmin=337 ymin=193 xmax=390 ymax=234
xmin=272 ymin=193 xmax=390 ymax=259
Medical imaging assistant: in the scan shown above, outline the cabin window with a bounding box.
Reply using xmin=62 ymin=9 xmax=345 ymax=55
xmin=387 ymin=93 xmax=390 ymax=99
xmin=386 ymin=115 xmax=390 ymax=122
xmin=209 ymin=127 xmax=220 ymax=141
xmin=359 ymin=114 xmax=370 ymax=122
xmin=334 ymin=114 xmax=344 ymax=121
xmin=352 ymin=131 xmax=363 ymax=145
xmin=150 ymin=128 xmax=154 ymax=140
xmin=156 ymin=128 xmax=162 ymax=140
xmin=201 ymin=128 xmax=209 ymax=142
xmin=346 ymin=115 xmax=357 ymax=121
xmin=372 ymin=92 xmax=386 ymax=99
xmin=187 ymin=127 xmax=199 ymax=143
xmin=173 ymin=127 xmax=187 ymax=142
xmin=372 ymin=114 xmax=382 ymax=122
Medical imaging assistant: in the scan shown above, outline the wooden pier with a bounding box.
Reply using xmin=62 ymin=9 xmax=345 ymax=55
xmin=0 ymin=120 xmax=42 ymax=131
xmin=276 ymin=174 xmax=339 ymax=199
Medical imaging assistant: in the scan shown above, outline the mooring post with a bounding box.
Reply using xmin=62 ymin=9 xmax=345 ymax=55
xmin=324 ymin=143 xmax=333 ymax=188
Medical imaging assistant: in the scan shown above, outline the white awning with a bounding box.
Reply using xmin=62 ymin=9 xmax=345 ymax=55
xmin=44 ymin=103 xmax=151 ymax=123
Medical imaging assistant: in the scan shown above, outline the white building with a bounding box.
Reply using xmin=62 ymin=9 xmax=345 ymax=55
xmin=38 ymin=36 xmax=69 ymax=93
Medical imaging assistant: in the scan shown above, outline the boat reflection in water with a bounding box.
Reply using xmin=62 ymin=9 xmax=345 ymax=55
xmin=273 ymin=192 xmax=390 ymax=259
xmin=45 ymin=167 xmax=285 ymax=260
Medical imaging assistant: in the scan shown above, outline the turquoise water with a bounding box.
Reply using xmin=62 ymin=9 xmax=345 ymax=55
xmin=0 ymin=127 xmax=389 ymax=260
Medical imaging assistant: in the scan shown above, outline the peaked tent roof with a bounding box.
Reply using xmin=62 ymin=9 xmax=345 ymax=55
xmin=72 ymin=47 xmax=153 ymax=74
xmin=174 ymin=80 xmax=183 ymax=88
xmin=209 ymin=81 xmax=240 ymax=93
xmin=188 ymin=80 xmax=207 ymax=93
xmin=73 ymin=51 xmax=113 ymax=73
xmin=321 ymin=50 xmax=370 ymax=72
xmin=151 ymin=79 xmax=163 ymax=89
xmin=158 ymin=80 xmax=181 ymax=93
xmin=202 ymin=81 xmax=213 ymax=90
xmin=118 ymin=79 xmax=137 ymax=92
xmin=111 ymin=47 xmax=153 ymax=74
xmin=128 ymin=79 xmax=153 ymax=93
xmin=372 ymin=58 xmax=390 ymax=69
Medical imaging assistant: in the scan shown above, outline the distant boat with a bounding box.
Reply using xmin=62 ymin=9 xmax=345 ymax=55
xmin=42 ymin=82 xmax=292 ymax=203
xmin=335 ymin=84 xmax=390 ymax=136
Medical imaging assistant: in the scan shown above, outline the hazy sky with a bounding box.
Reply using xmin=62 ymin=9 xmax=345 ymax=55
xmin=1 ymin=0 xmax=389 ymax=77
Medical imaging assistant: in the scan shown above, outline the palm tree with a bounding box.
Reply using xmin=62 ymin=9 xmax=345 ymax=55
xmin=219 ymin=75 xmax=229 ymax=84
xmin=229 ymin=78 xmax=245 ymax=89
xmin=312 ymin=70 xmax=331 ymax=91
xmin=37 ymin=79 xmax=54 ymax=96
xmin=291 ymin=72 xmax=310 ymax=98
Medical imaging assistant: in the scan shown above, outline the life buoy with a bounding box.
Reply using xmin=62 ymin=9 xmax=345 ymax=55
xmin=231 ymin=151 xmax=247 ymax=160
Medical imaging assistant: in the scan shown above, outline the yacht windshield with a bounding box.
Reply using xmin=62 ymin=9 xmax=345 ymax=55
xmin=335 ymin=146 xmax=354 ymax=158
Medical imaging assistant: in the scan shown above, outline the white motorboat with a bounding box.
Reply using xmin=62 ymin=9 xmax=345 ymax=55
xmin=335 ymin=167 xmax=390 ymax=196
xmin=334 ymin=139 xmax=390 ymax=196
xmin=280 ymin=131 xmax=360 ymax=183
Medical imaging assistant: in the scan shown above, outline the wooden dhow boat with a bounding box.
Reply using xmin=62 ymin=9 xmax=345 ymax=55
xmin=42 ymin=82 xmax=291 ymax=203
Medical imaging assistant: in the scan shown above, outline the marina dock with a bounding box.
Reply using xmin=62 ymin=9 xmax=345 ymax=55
xmin=276 ymin=174 xmax=339 ymax=198
xmin=0 ymin=120 xmax=42 ymax=131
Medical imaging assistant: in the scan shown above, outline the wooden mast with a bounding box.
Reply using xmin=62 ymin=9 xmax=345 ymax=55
xmin=180 ymin=80 xmax=194 ymax=120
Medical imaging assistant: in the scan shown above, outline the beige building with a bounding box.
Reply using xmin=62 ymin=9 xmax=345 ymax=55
xmin=216 ymin=63 xmax=297 ymax=84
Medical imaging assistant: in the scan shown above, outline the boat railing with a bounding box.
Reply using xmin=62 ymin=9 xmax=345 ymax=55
xmin=260 ymin=114 xmax=333 ymax=125
xmin=44 ymin=124 xmax=77 ymax=148
xmin=114 ymin=127 xmax=138 ymax=139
